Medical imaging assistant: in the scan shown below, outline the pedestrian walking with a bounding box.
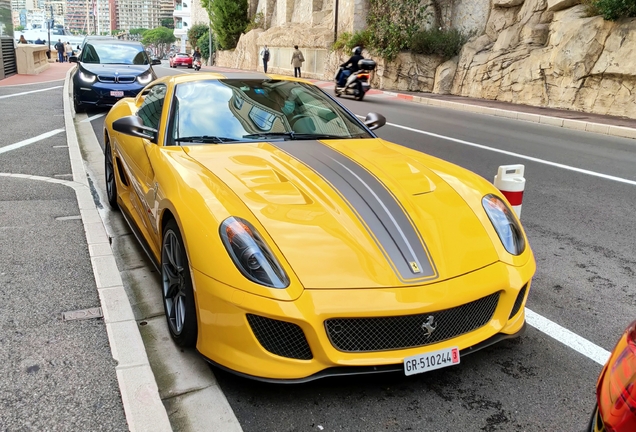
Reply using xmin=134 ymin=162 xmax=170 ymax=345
xmin=65 ymin=41 xmax=73 ymax=62
xmin=291 ymin=45 xmax=304 ymax=78
xmin=259 ymin=44 xmax=270 ymax=73
xmin=54 ymin=39 xmax=65 ymax=63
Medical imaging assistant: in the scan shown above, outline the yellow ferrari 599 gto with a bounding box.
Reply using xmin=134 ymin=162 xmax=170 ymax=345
xmin=103 ymin=72 xmax=535 ymax=382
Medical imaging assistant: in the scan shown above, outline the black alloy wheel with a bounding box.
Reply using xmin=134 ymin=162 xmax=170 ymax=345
xmin=104 ymin=140 xmax=119 ymax=210
xmin=73 ymin=96 xmax=85 ymax=113
xmin=161 ymin=220 xmax=198 ymax=347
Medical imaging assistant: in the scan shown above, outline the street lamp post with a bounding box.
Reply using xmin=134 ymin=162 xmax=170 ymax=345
xmin=334 ymin=0 xmax=338 ymax=43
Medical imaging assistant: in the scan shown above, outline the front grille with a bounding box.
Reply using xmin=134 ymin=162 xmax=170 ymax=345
xmin=509 ymin=285 xmax=527 ymax=319
xmin=325 ymin=292 xmax=500 ymax=352
xmin=117 ymin=76 xmax=136 ymax=84
xmin=247 ymin=314 xmax=313 ymax=360
xmin=98 ymin=75 xmax=116 ymax=83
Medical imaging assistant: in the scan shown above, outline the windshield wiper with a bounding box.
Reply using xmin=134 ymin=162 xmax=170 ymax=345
xmin=174 ymin=136 xmax=238 ymax=144
xmin=242 ymin=132 xmax=346 ymax=140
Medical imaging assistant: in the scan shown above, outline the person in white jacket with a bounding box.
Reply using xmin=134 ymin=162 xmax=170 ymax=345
xmin=259 ymin=45 xmax=270 ymax=73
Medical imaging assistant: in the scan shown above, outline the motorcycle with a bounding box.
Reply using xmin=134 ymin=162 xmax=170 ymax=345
xmin=193 ymin=58 xmax=202 ymax=71
xmin=334 ymin=59 xmax=376 ymax=101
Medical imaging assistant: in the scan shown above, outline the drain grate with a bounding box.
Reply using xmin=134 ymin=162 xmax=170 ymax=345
xmin=63 ymin=307 xmax=103 ymax=321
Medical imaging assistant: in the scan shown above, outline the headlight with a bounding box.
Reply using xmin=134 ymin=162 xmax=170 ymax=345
xmin=137 ymin=72 xmax=153 ymax=84
xmin=220 ymin=217 xmax=289 ymax=288
xmin=482 ymin=194 xmax=526 ymax=255
xmin=79 ymin=71 xmax=96 ymax=83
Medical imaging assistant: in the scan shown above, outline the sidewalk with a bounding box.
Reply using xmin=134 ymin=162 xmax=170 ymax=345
xmin=0 ymin=62 xmax=74 ymax=87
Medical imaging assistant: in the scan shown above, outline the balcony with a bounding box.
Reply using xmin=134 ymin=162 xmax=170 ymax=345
xmin=172 ymin=8 xmax=188 ymax=18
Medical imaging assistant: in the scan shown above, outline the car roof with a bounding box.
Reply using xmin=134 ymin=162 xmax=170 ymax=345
xmin=88 ymin=39 xmax=143 ymax=46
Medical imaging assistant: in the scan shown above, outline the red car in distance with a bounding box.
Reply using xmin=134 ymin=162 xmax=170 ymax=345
xmin=590 ymin=320 xmax=636 ymax=431
xmin=169 ymin=53 xmax=192 ymax=68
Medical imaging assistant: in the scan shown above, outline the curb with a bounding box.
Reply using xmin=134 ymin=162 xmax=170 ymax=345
xmin=63 ymin=67 xmax=173 ymax=432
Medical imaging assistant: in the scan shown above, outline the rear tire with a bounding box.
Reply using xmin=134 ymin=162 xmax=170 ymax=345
xmin=354 ymin=82 xmax=365 ymax=101
xmin=161 ymin=220 xmax=198 ymax=348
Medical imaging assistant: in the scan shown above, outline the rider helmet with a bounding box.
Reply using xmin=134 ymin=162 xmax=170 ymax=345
xmin=352 ymin=46 xmax=362 ymax=55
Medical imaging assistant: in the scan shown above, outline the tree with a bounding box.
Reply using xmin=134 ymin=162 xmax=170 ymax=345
xmin=197 ymin=30 xmax=215 ymax=60
xmin=141 ymin=27 xmax=176 ymax=56
xmin=160 ymin=18 xmax=174 ymax=29
xmin=202 ymin=0 xmax=249 ymax=50
xmin=188 ymin=23 xmax=208 ymax=50
xmin=15 ymin=25 xmax=25 ymax=31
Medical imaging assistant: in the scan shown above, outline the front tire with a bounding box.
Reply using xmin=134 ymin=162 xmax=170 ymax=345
xmin=104 ymin=140 xmax=119 ymax=210
xmin=73 ymin=96 xmax=85 ymax=113
xmin=161 ymin=220 xmax=198 ymax=347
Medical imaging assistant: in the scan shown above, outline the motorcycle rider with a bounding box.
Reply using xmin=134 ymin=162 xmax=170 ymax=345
xmin=193 ymin=47 xmax=202 ymax=69
xmin=337 ymin=46 xmax=364 ymax=88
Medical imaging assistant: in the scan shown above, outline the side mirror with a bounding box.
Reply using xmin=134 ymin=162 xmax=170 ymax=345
xmin=112 ymin=115 xmax=158 ymax=143
xmin=364 ymin=112 xmax=386 ymax=131
xmin=151 ymin=58 xmax=161 ymax=65
xmin=69 ymin=56 xmax=78 ymax=63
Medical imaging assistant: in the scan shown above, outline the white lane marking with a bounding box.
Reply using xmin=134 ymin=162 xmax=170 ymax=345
xmin=525 ymin=308 xmax=610 ymax=365
xmin=0 ymin=129 xmax=65 ymax=155
xmin=81 ymin=113 xmax=105 ymax=123
xmin=383 ymin=121 xmax=636 ymax=186
xmin=0 ymin=85 xmax=63 ymax=99
xmin=0 ymin=78 xmax=64 ymax=88
xmin=55 ymin=215 xmax=82 ymax=221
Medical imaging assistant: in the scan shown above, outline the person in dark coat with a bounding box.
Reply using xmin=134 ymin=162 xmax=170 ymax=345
xmin=54 ymin=39 xmax=65 ymax=62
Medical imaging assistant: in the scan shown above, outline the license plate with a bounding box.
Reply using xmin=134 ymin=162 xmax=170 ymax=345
xmin=110 ymin=91 xmax=124 ymax=97
xmin=404 ymin=347 xmax=460 ymax=376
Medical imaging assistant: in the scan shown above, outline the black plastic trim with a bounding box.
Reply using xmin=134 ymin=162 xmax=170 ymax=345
xmin=201 ymin=322 xmax=527 ymax=384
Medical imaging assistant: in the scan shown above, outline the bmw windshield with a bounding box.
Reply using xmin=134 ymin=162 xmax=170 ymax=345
xmin=80 ymin=43 xmax=150 ymax=65
xmin=169 ymin=79 xmax=373 ymax=145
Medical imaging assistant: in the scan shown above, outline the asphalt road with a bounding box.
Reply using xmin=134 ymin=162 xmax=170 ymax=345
xmin=86 ymin=62 xmax=636 ymax=431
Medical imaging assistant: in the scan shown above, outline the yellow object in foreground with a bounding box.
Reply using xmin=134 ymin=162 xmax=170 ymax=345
xmin=103 ymin=73 xmax=535 ymax=382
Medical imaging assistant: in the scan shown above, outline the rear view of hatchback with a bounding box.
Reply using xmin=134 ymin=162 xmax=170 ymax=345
xmin=71 ymin=40 xmax=160 ymax=112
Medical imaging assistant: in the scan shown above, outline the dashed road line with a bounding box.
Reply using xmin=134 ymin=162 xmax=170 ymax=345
xmin=526 ymin=309 xmax=610 ymax=365
xmin=81 ymin=113 xmax=106 ymax=123
xmin=0 ymin=129 xmax=65 ymax=155
xmin=0 ymin=85 xmax=63 ymax=99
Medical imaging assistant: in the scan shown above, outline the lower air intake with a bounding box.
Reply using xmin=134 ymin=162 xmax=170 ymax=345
xmin=247 ymin=314 xmax=313 ymax=360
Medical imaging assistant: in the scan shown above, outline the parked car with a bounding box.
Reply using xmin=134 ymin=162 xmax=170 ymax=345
xmin=589 ymin=320 xmax=636 ymax=431
xmin=169 ymin=53 xmax=192 ymax=68
xmin=103 ymin=74 xmax=535 ymax=382
xmin=70 ymin=40 xmax=160 ymax=112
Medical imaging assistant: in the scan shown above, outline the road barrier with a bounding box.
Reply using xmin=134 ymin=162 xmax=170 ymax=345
xmin=494 ymin=164 xmax=525 ymax=217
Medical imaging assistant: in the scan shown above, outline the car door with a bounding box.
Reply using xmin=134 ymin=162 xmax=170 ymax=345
xmin=119 ymin=83 xmax=167 ymax=247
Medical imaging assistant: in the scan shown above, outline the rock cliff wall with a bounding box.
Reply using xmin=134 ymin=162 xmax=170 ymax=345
xmin=215 ymin=0 xmax=636 ymax=119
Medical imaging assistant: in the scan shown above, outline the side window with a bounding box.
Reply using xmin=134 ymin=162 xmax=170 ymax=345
xmin=137 ymin=84 xmax=167 ymax=131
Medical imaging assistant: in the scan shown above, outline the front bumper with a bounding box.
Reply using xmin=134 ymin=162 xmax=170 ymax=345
xmin=193 ymin=260 xmax=534 ymax=381
xmin=74 ymin=79 xmax=145 ymax=107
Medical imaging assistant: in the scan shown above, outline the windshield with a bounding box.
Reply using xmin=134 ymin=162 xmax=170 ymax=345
xmin=80 ymin=43 xmax=149 ymax=65
xmin=170 ymin=79 xmax=372 ymax=145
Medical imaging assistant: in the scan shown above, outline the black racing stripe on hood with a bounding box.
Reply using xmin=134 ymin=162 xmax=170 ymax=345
xmin=274 ymin=141 xmax=437 ymax=283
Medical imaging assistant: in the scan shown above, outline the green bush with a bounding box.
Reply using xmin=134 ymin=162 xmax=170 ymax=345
xmin=245 ymin=12 xmax=264 ymax=32
xmin=410 ymin=28 xmax=469 ymax=59
xmin=188 ymin=24 xmax=208 ymax=51
xmin=585 ymin=0 xmax=636 ymax=20
xmin=203 ymin=0 xmax=250 ymax=50
xmin=331 ymin=29 xmax=372 ymax=52
xmin=367 ymin=0 xmax=431 ymax=61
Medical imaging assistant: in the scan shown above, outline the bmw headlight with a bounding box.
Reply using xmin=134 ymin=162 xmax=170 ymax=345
xmin=137 ymin=72 xmax=153 ymax=85
xmin=482 ymin=194 xmax=526 ymax=255
xmin=220 ymin=217 xmax=289 ymax=288
xmin=79 ymin=71 xmax=96 ymax=83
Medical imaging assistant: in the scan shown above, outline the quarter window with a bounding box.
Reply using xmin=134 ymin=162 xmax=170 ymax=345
xmin=137 ymin=84 xmax=167 ymax=131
